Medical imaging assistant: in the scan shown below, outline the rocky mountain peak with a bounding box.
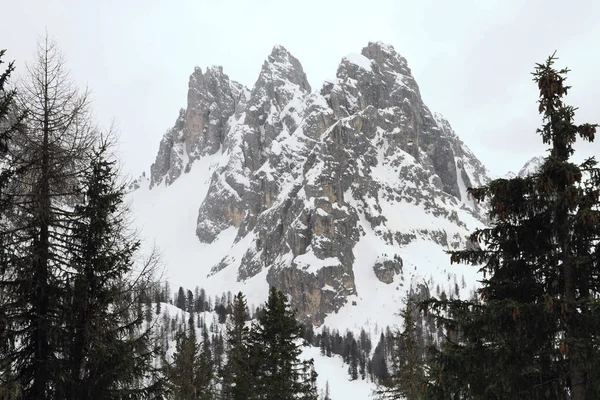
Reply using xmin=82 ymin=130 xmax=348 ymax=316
xmin=362 ymin=41 xmax=421 ymax=98
xmin=325 ymin=41 xmax=422 ymax=119
xmin=518 ymin=156 xmax=545 ymax=177
xmin=257 ymin=45 xmax=311 ymax=93
xmin=235 ymin=46 xmax=312 ymax=173
xmin=504 ymin=156 xmax=545 ymax=179
xmin=362 ymin=42 xmax=408 ymax=70
xmin=140 ymin=43 xmax=490 ymax=326
xmin=149 ymin=65 xmax=249 ymax=188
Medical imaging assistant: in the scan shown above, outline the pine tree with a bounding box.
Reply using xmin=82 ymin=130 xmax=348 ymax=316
xmin=349 ymin=339 xmax=359 ymax=380
xmin=187 ymin=289 xmax=194 ymax=313
xmin=58 ymin=140 xmax=163 ymax=399
xmin=249 ymin=287 xmax=318 ymax=400
xmin=422 ymin=53 xmax=600 ymax=399
xmin=0 ymin=48 xmax=24 ymax=162
xmin=323 ymin=380 xmax=331 ymax=400
xmin=371 ymin=333 xmax=389 ymax=382
xmin=198 ymin=288 xmax=207 ymax=312
xmin=0 ymin=39 xmax=164 ymax=399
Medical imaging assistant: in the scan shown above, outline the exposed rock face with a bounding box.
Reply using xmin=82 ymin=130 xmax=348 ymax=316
xmin=150 ymin=66 xmax=249 ymax=187
xmin=148 ymin=42 xmax=489 ymax=325
xmin=518 ymin=156 xmax=545 ymax=177
xmin=373 ymin=255 xmax=403 ymax=284
xmin=504 ymin=156 xmax=545 ymax=179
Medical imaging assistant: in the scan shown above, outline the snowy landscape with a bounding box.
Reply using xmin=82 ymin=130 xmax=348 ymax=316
xmin=2 ymin=2 xmax=599 ymax=398
xmin=127 ymin=42 xmax=527 ymax=397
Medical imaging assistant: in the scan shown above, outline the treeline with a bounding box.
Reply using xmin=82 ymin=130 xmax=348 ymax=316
xmin=141 ymin=283 xmax=266 ymax=324
xmin=0 ymin=39 xmax=320 ymax=400
xmin=311 ymin=306 xmax=437 ymax=384
xmin=152 ymin=288 xmax=318 ymax=400
xmin=146 ymin=280 xmax=443 ymax=386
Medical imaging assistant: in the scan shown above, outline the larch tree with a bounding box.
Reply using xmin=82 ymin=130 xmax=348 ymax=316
xmin=0 ymin=37 xmax=164 ymax=399
xmin=422 ymin=53 xmax=600 ymax=399
xmin=0 ymin=37 xmax=95 ymax=398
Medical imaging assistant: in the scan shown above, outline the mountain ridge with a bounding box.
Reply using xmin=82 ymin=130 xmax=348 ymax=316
xmin=133 ymin=42 xmax=489 ymax=327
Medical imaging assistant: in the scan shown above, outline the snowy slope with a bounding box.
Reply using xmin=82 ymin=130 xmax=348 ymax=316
xmin=131 ymin=157 xmax=270 ymax=310
xmin=130 ymin=42 xmax=488 ymax=338
xmin=305 ymin=346 xmax=377 ymax=399
xmin=155 ymin=303 xmax=379 ymax=399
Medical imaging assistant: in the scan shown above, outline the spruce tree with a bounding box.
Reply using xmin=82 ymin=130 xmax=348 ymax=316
xmin=422 ymin=53 xmax=600 ymax=399
xmin=0 ymin=39 xmax=164 ymax=399
xmin=349 ymin=339 xmax=359 ymax=381
xmin=248 ymin=287 xmax=318 ymax=400
xmin=176 ymin=287 xmax=186 ymax=310
xmin=0 ymin=48 xmax=26 ymax=400
xmin=371 ymin=334 xmax=389 ymax=382
xmin=221 ymin=292 xmax=252 ymax=400
xmin=58 ymin=140 xmax=163 ymax=399
xmin=165 ymin=326 xmax=213 ymax=400
xmin=0 ymin=49 xmax=24 ymax=160
xmin=375 ymin=300 xmax=426 ymax=400
xmin=323 ymin=381 xmax=331 ymax=400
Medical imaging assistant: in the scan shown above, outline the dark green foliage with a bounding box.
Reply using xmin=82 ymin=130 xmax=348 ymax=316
xmin=248 ymin=287 xmax=318 ymax=400
xmin=371 ymin=333 xmax=389 ymax=382
xmin=0 ymin=47 xmax=26 ymax=400
xmin=375 ymin=301 xmax=426 ymax=400
xmin=348 ymin=339 xmax=359 ymax=380
xmin=0 ymin=40 xmax=164 ymax=399
xmin=0 ymin=49 xmax=24 ymax=165
xmin=323 ymin=381 xmax=331 ymax=400
xmin=176 ymin=287 xmax=186 ymax=311
xmin=422 ymin=53 xmax=600 ymax=399
xmin=165 ymin=327 xmax=213 ymax=400
xmin=0 ymin=38 xmax=96 ymax=398
xmin=221 ymin=292 xmax=252 ymax=400
xmin=58 ymin=141 xmax=163 ymax=399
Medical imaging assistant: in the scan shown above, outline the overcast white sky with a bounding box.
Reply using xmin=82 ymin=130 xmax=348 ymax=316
xmin=2 ymin=0 xmax=599 ymax=178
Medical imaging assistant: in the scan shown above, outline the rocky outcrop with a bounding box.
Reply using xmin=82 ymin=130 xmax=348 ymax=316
xmin=373 ymin=255 xmax=403 ymax=284
xmin=147 ymin=42 xmax=489 ymax=325
xmin=150 ymin=67 xmax=249 ymax=187
xmin=194 ymin=46 xmax=313 ymax=243
xmin=149 ymin=109 xmax=187 ymax=187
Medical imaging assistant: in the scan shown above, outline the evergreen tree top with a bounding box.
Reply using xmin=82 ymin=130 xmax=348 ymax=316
xmin=421 ymin=52 xmax=600 ymax=399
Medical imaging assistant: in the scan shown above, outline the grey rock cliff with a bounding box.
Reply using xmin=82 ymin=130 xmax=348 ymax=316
xmin=150 ymin=66 xmax=248 ymax=187
xmin=147 ymin=42 xmax=489 ymax=325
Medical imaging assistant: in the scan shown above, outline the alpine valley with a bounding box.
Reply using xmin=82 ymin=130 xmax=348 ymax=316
xmin=129 ymin=42 xmax=533 ymax=397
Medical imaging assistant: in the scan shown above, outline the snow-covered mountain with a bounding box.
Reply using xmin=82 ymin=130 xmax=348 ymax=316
xmin=130 ymin=42 xmax=490 ymax=331
xmin=504 ymin=155 xmax=545 ymax=179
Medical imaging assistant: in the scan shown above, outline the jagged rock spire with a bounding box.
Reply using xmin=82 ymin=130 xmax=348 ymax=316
xmin=142 ymin=43 xmax=489 ymax=325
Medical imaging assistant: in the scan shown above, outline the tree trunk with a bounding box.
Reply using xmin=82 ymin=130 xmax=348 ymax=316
xmin=564 ymin=255 xmax=586 ymax=400
xmin=32 ymin=46 xmax=52 ymax=397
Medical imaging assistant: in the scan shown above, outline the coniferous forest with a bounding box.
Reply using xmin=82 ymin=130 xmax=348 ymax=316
xmin=1 ymin=37 xmax=599 ymax=400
